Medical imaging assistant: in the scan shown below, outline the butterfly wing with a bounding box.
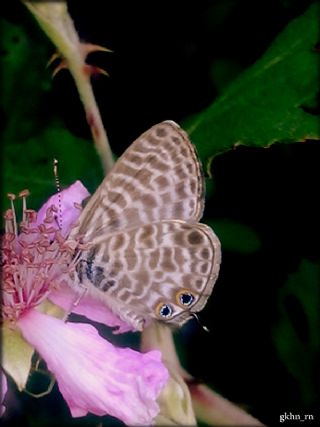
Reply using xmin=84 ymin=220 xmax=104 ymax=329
xmin=69 ymin=121 xmax=204 ymax=243
xmin=74 ymin=220 xmax=221 ymax=330
xmin=68 ymin=120 xmax=221 ymax=329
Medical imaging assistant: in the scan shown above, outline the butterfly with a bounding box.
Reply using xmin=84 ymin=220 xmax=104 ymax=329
xmin=68 ymin=121 xmax=221 ymax=331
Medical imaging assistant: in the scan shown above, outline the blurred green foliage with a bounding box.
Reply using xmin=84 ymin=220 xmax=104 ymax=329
xmin=206 ymin=218 xmax=261 ymax=254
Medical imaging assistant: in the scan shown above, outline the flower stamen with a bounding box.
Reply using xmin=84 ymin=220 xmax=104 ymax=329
xmin=1 ymin=189 xmax=80 ymax=324
xmin=18 ymin=189 xmax=31 ymax=223
xmin=6 ymin=193 xmax=17 ymax=236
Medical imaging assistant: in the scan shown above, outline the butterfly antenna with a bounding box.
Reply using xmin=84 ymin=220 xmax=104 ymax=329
xmin=53 ymin=158 xmax=62 ymax=230
xmin=191 ymin=313 xmax=210 ymax=333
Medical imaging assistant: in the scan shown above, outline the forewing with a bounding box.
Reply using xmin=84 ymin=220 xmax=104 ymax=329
xmin=76 ymin=220 xmax=221 ymax=329
xmin=69 ymin=121 xmax=204 ymax=243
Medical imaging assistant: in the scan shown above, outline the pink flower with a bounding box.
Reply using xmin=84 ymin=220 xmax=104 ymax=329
xmin=17 ymin=310 xmax=167 ymax=424
xmin=36 ymin=180 xmax=90 ymax=236
xmin=1 ymin=182 xmax=168 ymax=424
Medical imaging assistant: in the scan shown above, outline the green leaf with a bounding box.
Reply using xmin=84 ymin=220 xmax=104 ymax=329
xmin=205 ymin=219 xmax=261 ymax=254
xmin=273 ymin=259 xmax=320 ymax=405
xmin=2 ymin=324 xmax=34 ymax=391
xmin=184 ymin=3 xmax=319 ymax=169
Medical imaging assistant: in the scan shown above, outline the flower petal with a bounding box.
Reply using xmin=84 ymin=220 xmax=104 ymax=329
xmin=36 ymin=181 xmax=90 ymax=236
xmin=17 ymin=310 xmax=168 ymax=425
xmin=0 ymin=371 xmax=8 ymax=417
xmin=49 ymin=286 xmax=134 ymax=333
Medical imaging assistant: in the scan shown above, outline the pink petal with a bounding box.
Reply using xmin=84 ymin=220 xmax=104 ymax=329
xmin=49 ymin=286 xmax=134 ymax=333
xmin=36 ymin=181 xmax=90 ymax=236
xmin=17 ymin=310 xmax=168 ymax=425
xmin=0 ymin=371 xmax=7 ymax=417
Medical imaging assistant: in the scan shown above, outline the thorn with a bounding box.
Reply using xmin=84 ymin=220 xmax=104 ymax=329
xmin=47 ymin=43 xmax=112 ymax=78
xmin=52 ymin=60 xmax=68 ymax=77
xmin=82 ymin=43 xmax=113 ymax=55
xmin=92 ymin=66 xmax=110 ymax=77
xmin=46 ymin=52 xmax=61 ymax=68
xmin=83 ymin=64 xmax=109 ymax=77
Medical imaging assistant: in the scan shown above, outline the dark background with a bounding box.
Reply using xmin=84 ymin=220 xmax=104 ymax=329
xmin=1 ymin=1 xmax=319 ymax=426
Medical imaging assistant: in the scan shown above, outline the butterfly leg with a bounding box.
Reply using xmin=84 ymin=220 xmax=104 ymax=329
xmin=63 ymin=259 xmax=90 ymax=322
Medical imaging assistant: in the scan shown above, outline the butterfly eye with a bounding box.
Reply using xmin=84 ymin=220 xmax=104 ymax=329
xmin=156 ymin=302 xmax=174 ymax=318
xmin=176 ymin=290 xmax=196 ymax=307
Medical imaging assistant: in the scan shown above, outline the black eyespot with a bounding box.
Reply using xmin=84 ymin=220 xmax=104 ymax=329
xmin=175 ymin=289 xmax=196 ymax=307
xmin=157 ymin=303 xmax=173 ymax=318
xmin=179 ymin=292 xmax=194 ymax=306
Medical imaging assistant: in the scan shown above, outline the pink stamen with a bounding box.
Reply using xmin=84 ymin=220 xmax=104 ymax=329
xmin=4 ymin=208 xmax=15 ymax=235
xmin=1 ymin=190 xmax=83 ymax=323
xmin=18 ymin=189 xmax=30 ymax=223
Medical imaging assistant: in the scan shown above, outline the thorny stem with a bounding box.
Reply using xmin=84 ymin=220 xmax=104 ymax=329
xmin=67 ymin=58 xmax=114 ymax=173
xmin=24 ymin=1 xmax=114 ymax=174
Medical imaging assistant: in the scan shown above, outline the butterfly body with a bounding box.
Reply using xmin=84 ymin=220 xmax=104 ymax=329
xmin=68 ymin=121 xmax=221 ymax=331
